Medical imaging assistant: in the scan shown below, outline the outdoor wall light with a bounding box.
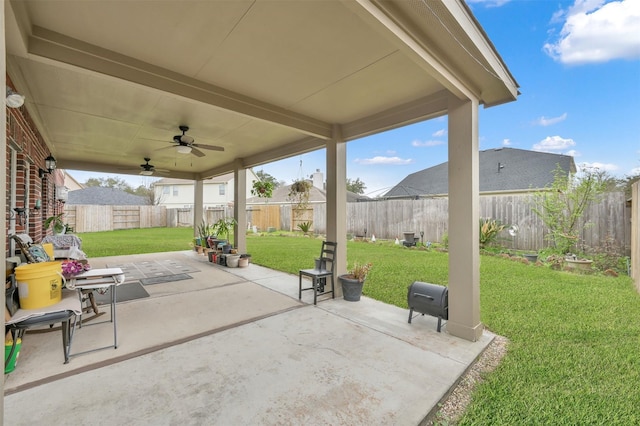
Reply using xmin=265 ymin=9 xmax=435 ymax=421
xmin=6 ymin=88 xmax=25 ymax=108
xmin=39 ymin=154 xmax=57 ymax=178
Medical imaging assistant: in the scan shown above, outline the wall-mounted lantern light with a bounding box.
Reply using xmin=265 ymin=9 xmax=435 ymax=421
xmin=39 ymin=154 xmax=57 ymax=178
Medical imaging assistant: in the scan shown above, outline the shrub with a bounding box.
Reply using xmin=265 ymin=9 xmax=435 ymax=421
xmin=479 ymin=218 xmax=505 ymax=248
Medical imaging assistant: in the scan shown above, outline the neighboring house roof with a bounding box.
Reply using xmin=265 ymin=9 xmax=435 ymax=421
xmin=67 ymin=187 xmax=148 ymax=205
xmin=384 ymin=148 xmax=577 ymax=198
xmin=62 ymin=171 xmax=85 ymax=191
xmin=247 ymin=184 xmax=368 ymax=204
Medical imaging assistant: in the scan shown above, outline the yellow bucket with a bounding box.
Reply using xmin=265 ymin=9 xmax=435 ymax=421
xmin=15 ymin=261 xmax=63 ymax=309
xmin=42 ymin=243 xmax=54 ymax=260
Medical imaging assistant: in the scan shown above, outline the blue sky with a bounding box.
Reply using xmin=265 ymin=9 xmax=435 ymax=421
xmin=70 ymin=0 xmax=640 ymax=197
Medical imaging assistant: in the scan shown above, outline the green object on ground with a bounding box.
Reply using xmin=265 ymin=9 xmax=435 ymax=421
xmin=5 ymin=338 xmax=22 ymax=373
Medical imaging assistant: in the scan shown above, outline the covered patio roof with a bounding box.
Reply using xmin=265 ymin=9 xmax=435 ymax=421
xmin=3 ymin=0 xmax=519 ymax=353
xmin=5 ymin=0 xmax=517 ymax=179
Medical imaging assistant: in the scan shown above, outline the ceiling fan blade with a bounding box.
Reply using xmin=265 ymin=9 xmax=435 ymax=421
xmin=191 ymin=147 xmax=206 ymax=158
xmin=192 ymin=143 xmax=224 ymax=152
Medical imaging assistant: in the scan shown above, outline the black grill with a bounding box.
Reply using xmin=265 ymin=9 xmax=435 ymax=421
xmin=407 ymin=281 xmax=448 ymax=332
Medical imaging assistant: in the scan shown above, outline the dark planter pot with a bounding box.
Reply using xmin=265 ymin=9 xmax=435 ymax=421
xmin=339 ymin=275 xmax=364 ymax=302
xmin=222 ymin=243 xmax=232 ymax=254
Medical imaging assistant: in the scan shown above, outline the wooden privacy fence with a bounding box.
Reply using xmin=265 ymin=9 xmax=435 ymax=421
xmin=64 ymin=205 xmax=166 ymax=232
xmin=66 ymin=191 xmax=631 ymax=255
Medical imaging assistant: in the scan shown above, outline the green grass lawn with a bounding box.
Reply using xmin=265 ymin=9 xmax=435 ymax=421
xmin=77 ymin=229 xmax=640 ymax=424
xmin=78 ymin=227 xmax=195 ymax=257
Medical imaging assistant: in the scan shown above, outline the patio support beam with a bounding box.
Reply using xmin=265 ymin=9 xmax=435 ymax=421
xmin=194 ymin=180 xmax=204 ymax=239
xmin=234 ymin=163 xmax=247 ymax=254
xmin=326 ymin=124 xmax=348 ymax=295
xmin=446 ymin=94 xmax=482 ymax=342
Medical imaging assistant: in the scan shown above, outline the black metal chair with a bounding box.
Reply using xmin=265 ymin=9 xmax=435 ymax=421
xmin=299 ymin=241 xmax=337 ymax=305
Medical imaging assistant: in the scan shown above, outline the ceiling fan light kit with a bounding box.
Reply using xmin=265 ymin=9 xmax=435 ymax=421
xmin=176 ymin=145 xmax=192 ymax=154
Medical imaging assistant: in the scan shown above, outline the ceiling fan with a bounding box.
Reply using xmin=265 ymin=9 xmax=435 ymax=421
xmin=158 ymin=125 xmax=224 ymax=158
xmin=119 ymin=158 xmax=169 ymax=176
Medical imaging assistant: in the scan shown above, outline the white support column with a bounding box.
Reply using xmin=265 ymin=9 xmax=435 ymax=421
xmin=234 ymin=163 xmax=247 ymax=253
xmin=193 ymin=180 xmax=204 ymax=237
xmin=326 ymin=124 xmax=348 ymax=295
xmin=447 ymin=94 xmax=482 ymax=342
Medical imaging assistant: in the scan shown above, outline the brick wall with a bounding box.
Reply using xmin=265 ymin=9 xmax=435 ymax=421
xmin=6 ymin=74 xmax=65 ymax=251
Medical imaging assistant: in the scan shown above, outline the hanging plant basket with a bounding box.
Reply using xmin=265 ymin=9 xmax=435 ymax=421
xmin=288 ymin=180 xmax=312 ymax=215
xmin=251 ymin=180 xmax=274 ymax=199
xmin=290 ymin=180 xmax=311 ymax=194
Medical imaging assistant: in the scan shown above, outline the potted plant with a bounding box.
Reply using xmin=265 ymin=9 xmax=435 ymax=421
xmin=251 ymin=180 xmax=274 ymax=199
xmin=44 ymin=213 xmax=66 ymax=235
xmin=196 ymin=220 xmax=214 ymax=254
xmin=213 ymin=217 xmax=237 ymax=253
xmin=287 ymin=179 xmax=312 ymax=216
xmin=339 ymin=262 xmax=372 ymax=302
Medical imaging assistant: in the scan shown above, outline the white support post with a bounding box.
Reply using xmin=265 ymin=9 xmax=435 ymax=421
xmin=193 ymin=180 xmax=204 ymax=238
xmin=447 ymin=94 xmax=483 ymax=342
xmin=326 ymin=124 xmax=347 ymax=295
xmin=234 ymin=163 xmax=247 ymax=253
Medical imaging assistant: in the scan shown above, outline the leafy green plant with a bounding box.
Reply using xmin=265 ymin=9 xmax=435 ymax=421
xmin=196 ymin=220 xmax=215 ymax=244
xmin=297 ymin=221 xmax=312 ymax=234
xmin=479 ymin=218 xmax=506 ymax=248
xmin=44 ymin=213 xmax=65 ymax=234
xmin=532 ymin=165 xmax=607 ymax=254
xmin=287 ymin=179 xmax=312 ymax=216
xmin=213 ymin=217 xmax=237 ymax=241
xmin=251 ymin=180 xmax=274 ymax=198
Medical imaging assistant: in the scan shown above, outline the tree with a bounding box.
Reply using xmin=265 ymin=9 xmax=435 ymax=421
xmin=133 ymin=183 xmax=164 ymax=205
xmin=532 ymin=165 xmax=608 ymax=254
xmin=84 ymin=177 xmax=133 ymax=193
xmin=346 ymin=177 xmax=366 ymax=194
xmin=617 ymin=172 xmax=640 ymax=198
xmin=255 ymin=170 xmax=280 ymax=189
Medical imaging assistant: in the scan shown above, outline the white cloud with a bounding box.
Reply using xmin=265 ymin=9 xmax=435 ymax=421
xmin=534 ymin=113 xmax=568 ymax=126
xmin=564 ymin=149 xmax=581 ymax=157
xmin=502 ymin=139 xmax=511 ymax=146
xmin=355 ymin=156 xmax=414 ymax=165
xmin=533 ymin=135 xmax=577 ymax=152
xmin=544 ymin=0 xmax=640 ymax=64
xmin=629 ymin=166 xmax=640 ymax=175
xmin=411 ymin=139 xmax=444 ymax=147
xmin=578 ymin=161 xmax=619 ymax=172
xmin=432 ymin=129 xmax=447 ymax=137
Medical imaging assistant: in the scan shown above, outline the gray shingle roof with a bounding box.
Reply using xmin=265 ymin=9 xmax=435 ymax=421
xmin=384 ymin=148 xmax=576 ymax=198
xmin=67 ymin=187 xmax=148 ymax=205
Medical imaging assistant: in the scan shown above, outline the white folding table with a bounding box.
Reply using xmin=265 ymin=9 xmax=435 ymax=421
xmin=66 ymin=268 xmax=125 ymax=356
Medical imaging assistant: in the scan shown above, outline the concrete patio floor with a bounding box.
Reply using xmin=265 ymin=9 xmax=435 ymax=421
xmin=4 ymin=250 xmax=494 ymax=425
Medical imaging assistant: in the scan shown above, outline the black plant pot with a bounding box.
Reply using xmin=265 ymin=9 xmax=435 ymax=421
xmin=339 ymin=275 xmax=364 ymax=302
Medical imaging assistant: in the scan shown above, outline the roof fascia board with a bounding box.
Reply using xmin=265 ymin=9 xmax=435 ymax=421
xmin=342 ymin=90 xmax=449 ymax=140
xmin=5 ymin=0 xmax=31 ymax=57
xmin=447 ymin=0 xmax=520 ymax=101
xmin=238 ymin=136 xmax=325 ymax=170
xmin=28 ymin=26 xmax=333 ymax=140
xmin=350 ymin=0 xmax=475 ymax=101
xmin=59 ymin=160 xmax=197 ymax=181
